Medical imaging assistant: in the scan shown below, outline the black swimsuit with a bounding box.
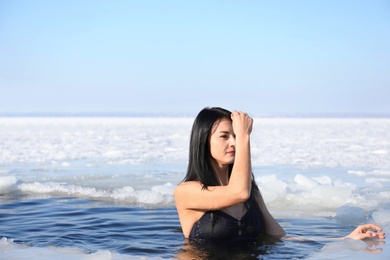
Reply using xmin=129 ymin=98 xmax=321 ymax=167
xmin=189 ymin=207 xmax=264 ymax=243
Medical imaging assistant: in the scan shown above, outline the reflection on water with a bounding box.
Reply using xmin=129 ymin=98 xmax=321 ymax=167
xmin=177 ymin=237 xmax=275 ymax=259
xmin=176 ymin=235 xmax=323 ymax=259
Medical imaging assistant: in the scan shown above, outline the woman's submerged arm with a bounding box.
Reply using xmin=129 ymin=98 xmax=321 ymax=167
xmin=255 ymin=193 xmax=286 ymax=238
xmin=282 ymin=224 xmax=386 ymax=241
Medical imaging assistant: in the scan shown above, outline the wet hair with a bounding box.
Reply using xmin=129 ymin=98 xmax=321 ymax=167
xmin=183 ymin=107 xmax=264 ymax=230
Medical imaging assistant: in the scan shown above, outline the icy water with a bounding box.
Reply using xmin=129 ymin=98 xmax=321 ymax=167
xmin=0 ymin=117 xmax=389 ymax=259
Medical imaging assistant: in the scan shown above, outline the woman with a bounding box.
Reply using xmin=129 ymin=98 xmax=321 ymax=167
xmin=174 ymin=107 xmax=385 ymax=243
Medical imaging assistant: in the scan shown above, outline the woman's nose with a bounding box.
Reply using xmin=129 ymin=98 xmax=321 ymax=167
xmin=230 ymin=137 xmax=236 ymax=146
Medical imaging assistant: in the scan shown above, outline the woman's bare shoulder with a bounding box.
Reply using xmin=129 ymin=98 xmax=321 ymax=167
xmin=177 ymin=180 xmax=202 ymax=186
xmin=174 ymin=181 xmax=202 ymax=208
xmin=175 ymin=181 xmax=202 ymax=192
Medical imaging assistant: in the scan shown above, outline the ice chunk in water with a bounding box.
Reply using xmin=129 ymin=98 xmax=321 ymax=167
xmin=0 ymin=176 xmax=17 ymax=193
xmin=335 ymin=205 xmax=366 ymax=224
xmin=84 ymin=250 xmax=112 ymax=260
xmin=372 ymin=210 xmax=390 ymax=225
xmin=151 ymin=182 xmax=174 ymax=195
xmin=135 ymin=190 xmax=165 ymax=204
xmin=294 ymin=174 xmax=318 ymax=189
xmin=256 ymin=175 xmax=287 ymax=203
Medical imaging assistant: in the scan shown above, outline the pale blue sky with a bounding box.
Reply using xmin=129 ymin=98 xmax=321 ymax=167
xmin=1 ymin=0 xmax=389 ymax=116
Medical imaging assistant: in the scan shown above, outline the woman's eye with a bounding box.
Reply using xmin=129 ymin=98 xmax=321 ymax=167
xmin=220 ymin=135 xmax=228 ymax=139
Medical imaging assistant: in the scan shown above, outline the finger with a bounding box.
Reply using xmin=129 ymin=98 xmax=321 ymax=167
xmin=377 ymin=232 xmax=386 ymax=239
xmin=364 ymin=231 xmax=386 ymax=239
xmin=230 ymin=111 xmax=238 ymax=118
xmin=363 ymin=224 xmax=383 ymax=232
xmin=234 ymin=111 xmax=247 ymax=115
xmin=360 ymin=231 xmax=376 ymax=239
xmin=231 ymin=110 xmax=241 ymax=116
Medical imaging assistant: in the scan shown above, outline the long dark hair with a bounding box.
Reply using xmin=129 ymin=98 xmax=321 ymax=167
xmin=184 ymin=107 xmax=231 ymax=187
xmin=183 ymin=107 xmax=264 ymax=227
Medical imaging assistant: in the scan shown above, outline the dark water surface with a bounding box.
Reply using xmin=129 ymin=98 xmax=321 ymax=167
xmin=0 ymin=196 xmax=385 ymax=259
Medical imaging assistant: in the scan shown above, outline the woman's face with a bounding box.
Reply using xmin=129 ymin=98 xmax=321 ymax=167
xmin=209 ymin=118 xmax=236 ymax=168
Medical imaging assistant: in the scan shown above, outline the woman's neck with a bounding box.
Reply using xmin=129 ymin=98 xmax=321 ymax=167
xmin=212 ymin=164 xmax=229 ymax=186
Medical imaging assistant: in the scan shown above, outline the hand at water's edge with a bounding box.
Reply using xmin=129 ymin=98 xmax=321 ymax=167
xmin=344 ymin=224 xmax=386 ymax=240
xmin=284 ymin=223 xmax=386 ymax=242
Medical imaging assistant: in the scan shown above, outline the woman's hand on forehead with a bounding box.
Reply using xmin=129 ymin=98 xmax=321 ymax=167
xmin=231 ymin=110 xmax=253 ymax=136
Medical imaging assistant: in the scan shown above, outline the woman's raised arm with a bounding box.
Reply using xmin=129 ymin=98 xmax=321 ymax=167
xmin=175 ymin=111 xmax=254 ymax=211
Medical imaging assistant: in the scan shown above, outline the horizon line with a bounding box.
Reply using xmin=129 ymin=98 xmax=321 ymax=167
xmin=1 ymin=111 xmax=390 ymax=118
